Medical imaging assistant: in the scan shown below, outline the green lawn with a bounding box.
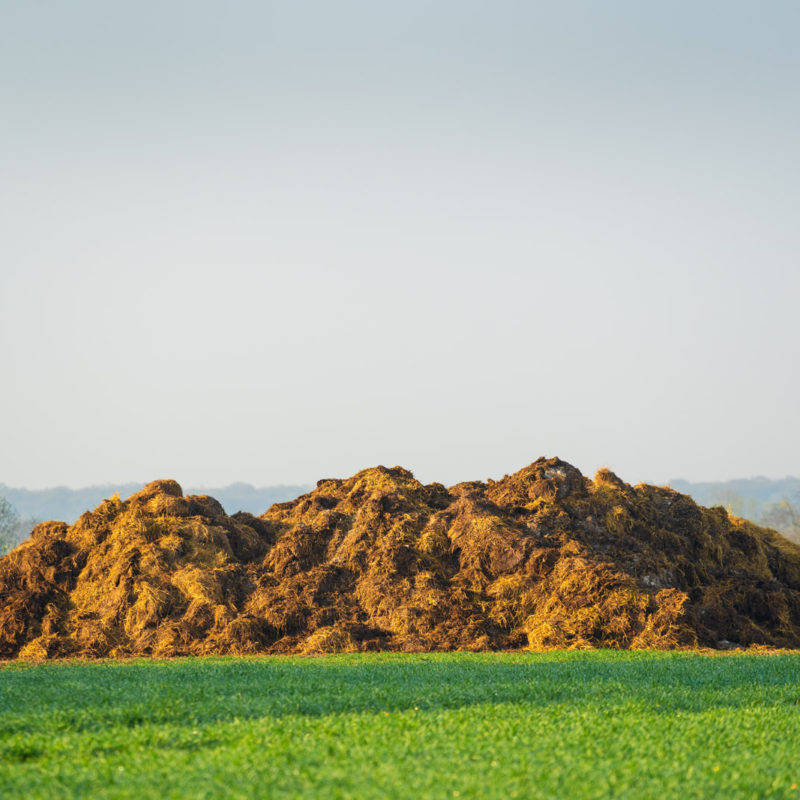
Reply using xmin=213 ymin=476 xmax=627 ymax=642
xmin=1 ymin=651 xmax=799 ymax=799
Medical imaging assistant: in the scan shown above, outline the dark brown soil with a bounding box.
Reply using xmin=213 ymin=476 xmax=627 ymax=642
xmin=3 ymin=458 xmax=800 ymax=659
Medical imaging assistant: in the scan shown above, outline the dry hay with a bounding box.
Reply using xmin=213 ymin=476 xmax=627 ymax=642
xmin=2 ymin=459 xmax=800 ymax=660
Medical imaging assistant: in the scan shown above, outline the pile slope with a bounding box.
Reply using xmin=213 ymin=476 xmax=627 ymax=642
xmin=2 ymin=458 xmax=800 ymax=659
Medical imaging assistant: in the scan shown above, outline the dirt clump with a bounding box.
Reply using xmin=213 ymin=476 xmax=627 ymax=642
xmin=2 ymin=457 xmax=800 ymax=659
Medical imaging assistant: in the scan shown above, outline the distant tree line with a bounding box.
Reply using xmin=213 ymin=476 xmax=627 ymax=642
xmin=671 ymin=478 xmax=800 ymax=544
xmin=0 ymin=481 xmax=313 ymax=551
xmin=3 ymin=477 xmax=799 ymax=554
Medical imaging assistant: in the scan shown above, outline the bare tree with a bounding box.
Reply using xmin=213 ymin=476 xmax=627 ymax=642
xmin=0 ymin=496 xmax=19 ymax=555
xmin=0 ymin=496 xmax=38 ymax=556
xmin=761 ymin=499 xmax=800 ymax=544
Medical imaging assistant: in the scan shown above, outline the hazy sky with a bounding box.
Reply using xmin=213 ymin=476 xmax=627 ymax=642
xmin=2 ymin=1 xmax=799 ymax=489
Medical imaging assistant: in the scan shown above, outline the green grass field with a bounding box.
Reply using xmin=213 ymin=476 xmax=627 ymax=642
xmin=1 ymin=651 xmax=799 ymax=799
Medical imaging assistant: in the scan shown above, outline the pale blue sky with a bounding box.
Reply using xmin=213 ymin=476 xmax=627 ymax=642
xmin=2 ymin=2 xmax=799 ymax=488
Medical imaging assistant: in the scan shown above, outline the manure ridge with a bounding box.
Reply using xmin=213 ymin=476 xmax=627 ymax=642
xmin=2 ymin=457 xmax=800 ymax=659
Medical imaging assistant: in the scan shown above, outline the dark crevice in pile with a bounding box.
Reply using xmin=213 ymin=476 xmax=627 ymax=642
xmin=2 ymin=458 xmax=800 ymax=659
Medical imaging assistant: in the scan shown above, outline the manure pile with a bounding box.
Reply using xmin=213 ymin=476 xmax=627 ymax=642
xmin=3 ymin=457 xmax=800 ymax=659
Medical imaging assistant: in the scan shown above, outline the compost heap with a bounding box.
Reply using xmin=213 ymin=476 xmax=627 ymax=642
xmin=3 ymin=457 xmax=800 ymax=659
